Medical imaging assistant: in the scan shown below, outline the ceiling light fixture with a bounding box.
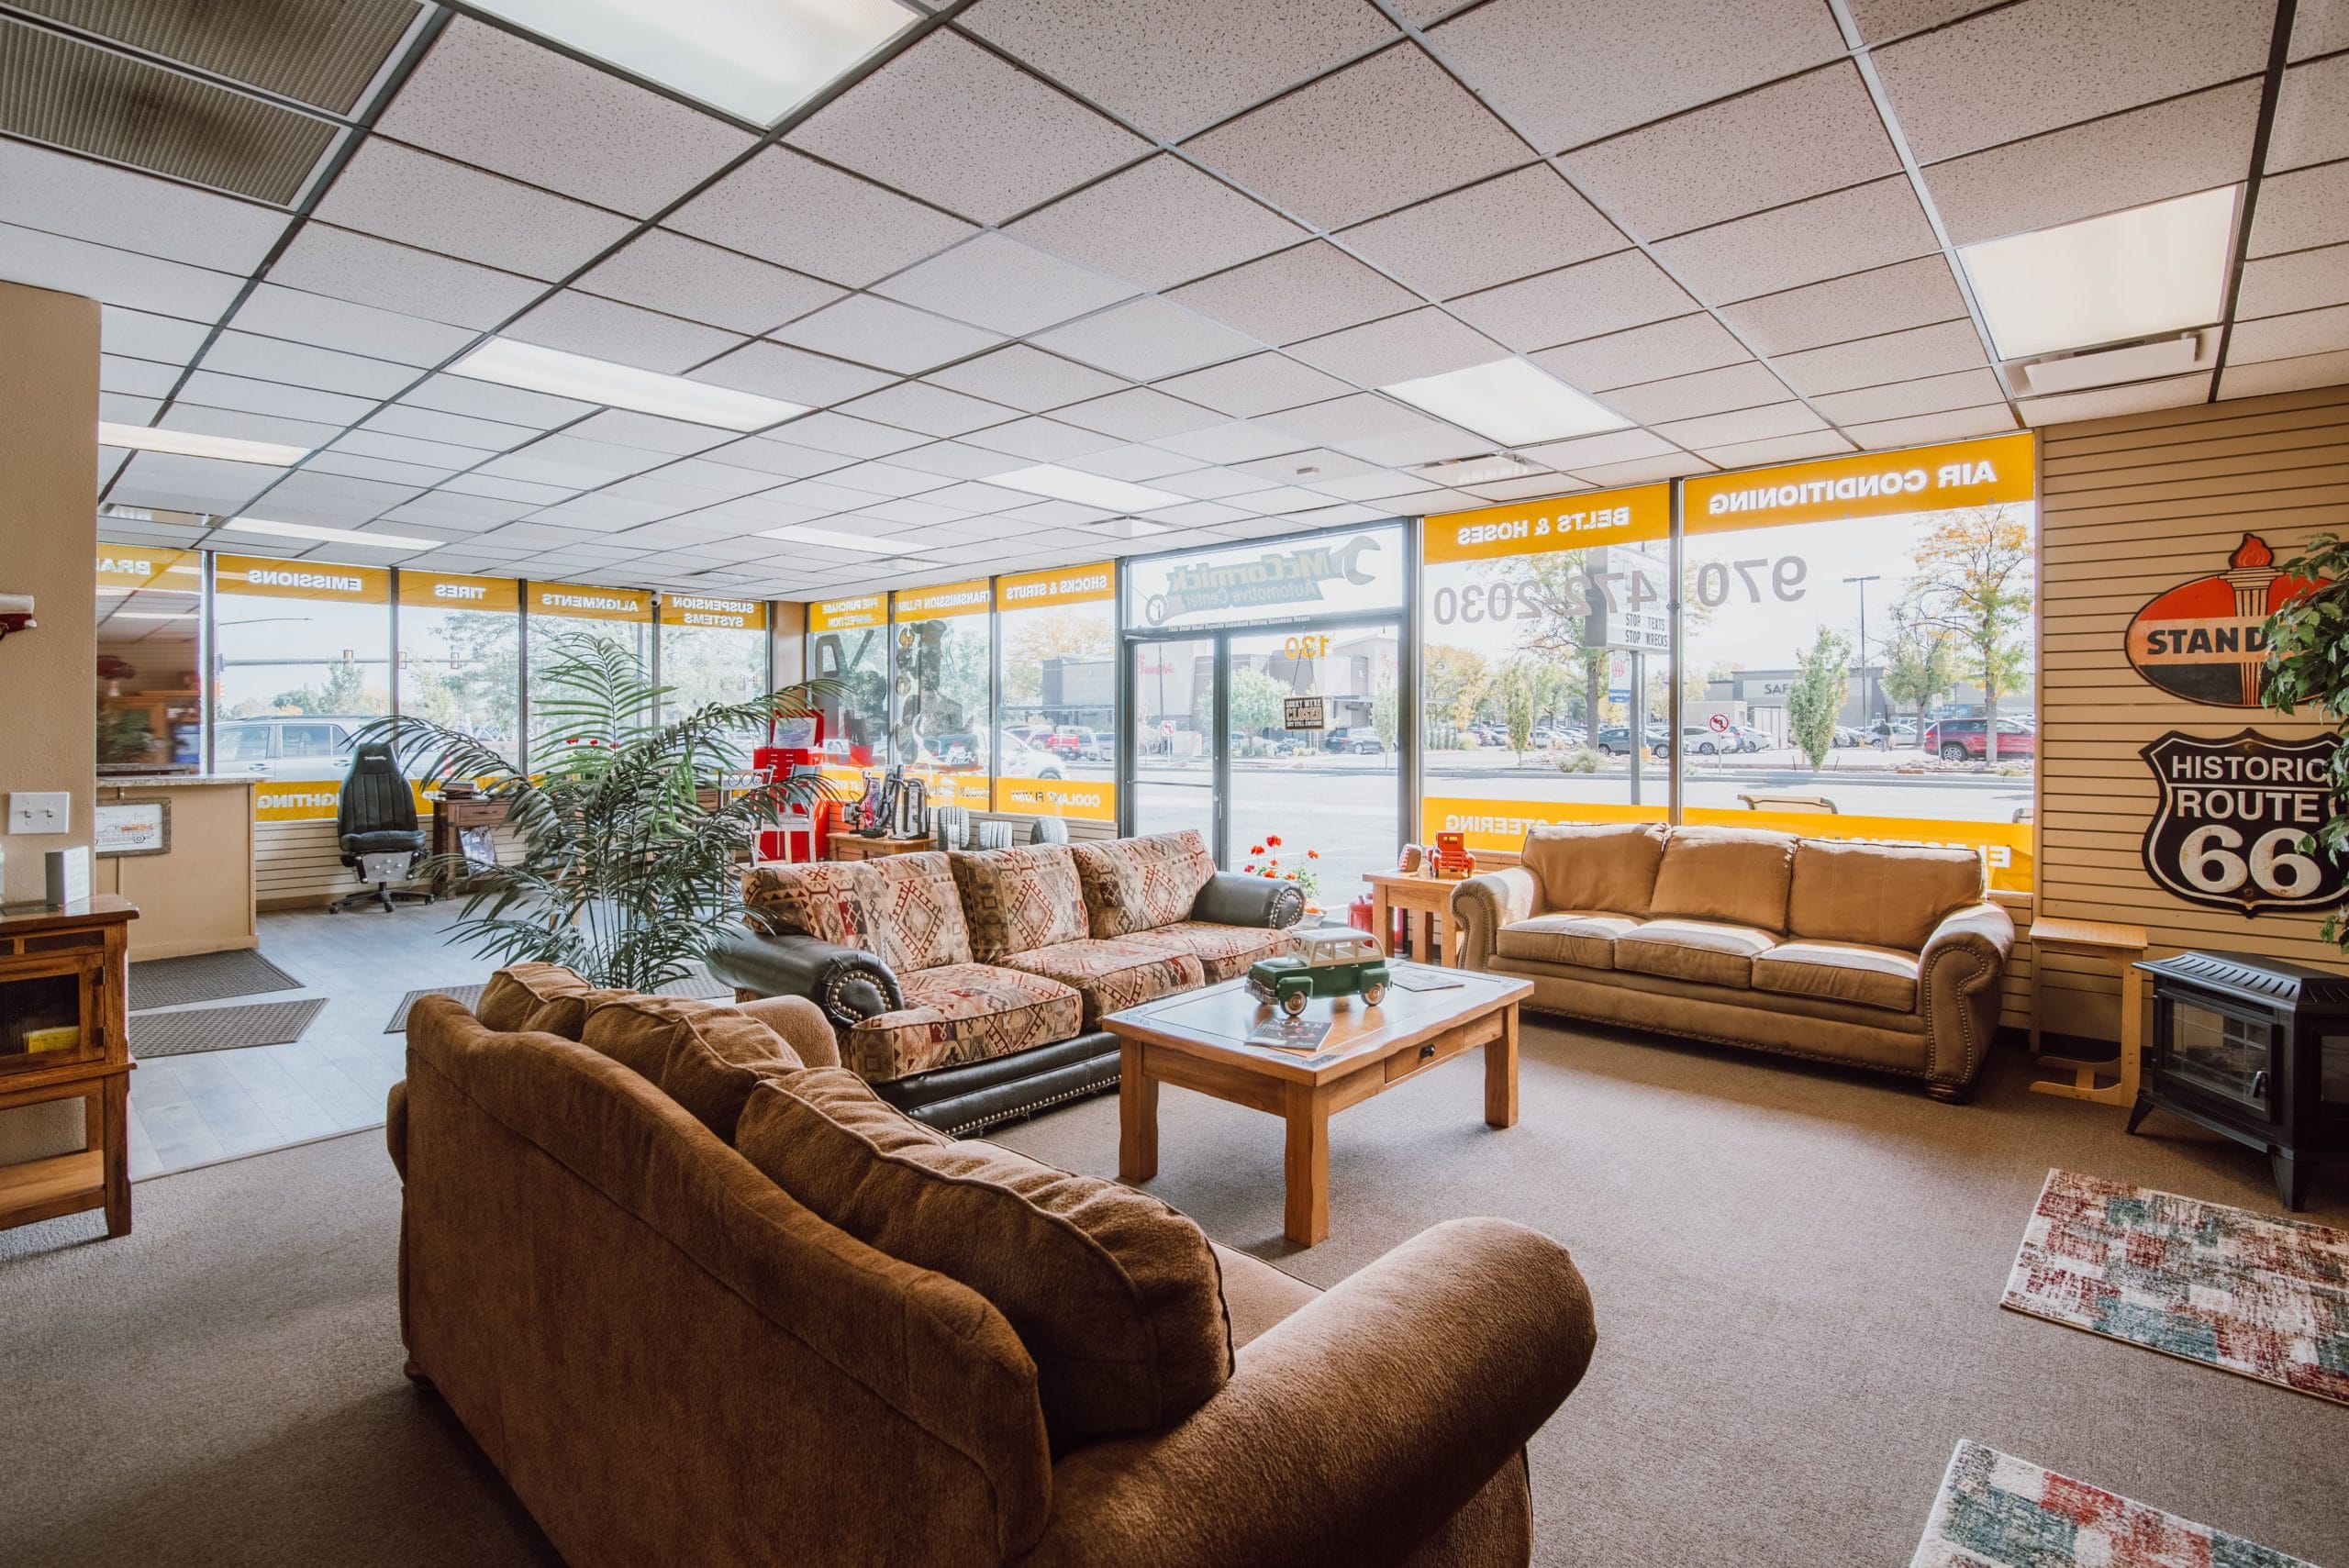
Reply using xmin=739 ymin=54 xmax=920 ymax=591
xmin=99 ymin=423 xmax=307 ymax=466
xmin=224 ymin=517 xmax=441 ymax=550
xmin=1380 ymin=358 xmax=1630 ymax=448
xmin=449 ymin=339 xmax=807 ymax=432
xmin=1414 ymin=452 xmax=1543 ymax=487
xmin=1959 ymin=185 xmax=2240 ymax=361
xmin=755 ymin=523 xmax=913 ymax=554
xmin=992 ymin=464 xmax=1186 ymax=512
xmin=463 ymin=0 xmax=917 ymax=125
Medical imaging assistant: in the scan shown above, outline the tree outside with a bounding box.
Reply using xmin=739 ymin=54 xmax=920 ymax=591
xmin=1903 ymin=505 xmax=2033 ymax=762
xmin=1422 ymin=643 xmax=1489 ymax=730
xmin=1228 ymin=663 xmax=1286 ymax=740
xmin=1878 ymin=606 xmax=1957 ymax=737
xmin=1786 ymin=627 xmax=1852 ymax=769
xmin=1500 ymin=662 xmax=1536 ymax=763
xmin=1002 ymin=609 xmax=1111 ymax=707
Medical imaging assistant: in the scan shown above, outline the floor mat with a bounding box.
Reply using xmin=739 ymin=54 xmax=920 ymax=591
xmin=2001 ymin=1168 xmax=2349 ymax=1405
xmin=128 ymin=998 xmax=328 ymax=1059
xmin=1910 ymin=1440 xmax=2316 ymax=1567
xmin=128 ymin=950 xmax=303 ymax=1010
xmin=384 ymin=969 xmax=734 ymax=1032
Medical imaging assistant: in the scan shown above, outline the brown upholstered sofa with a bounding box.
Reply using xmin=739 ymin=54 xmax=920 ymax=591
xmin=711 ymin=830 xmax=1301 ymax=1133
xmin=388 ymin=963 xmax=1599 ymax=1568
xmin=1451 ymin=823 xmax=2013 ymax=1100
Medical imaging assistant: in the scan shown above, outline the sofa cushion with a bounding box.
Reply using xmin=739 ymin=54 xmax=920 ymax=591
xmin=518 ymin=986 xmax=629 ymax=1040
xmin=1130 ymin=920 xmax=1297 ymax=984
xmin=1787 ymin=839 xmax=1986 ymax=951
xmin=1613 ymin=918 xmax=1776 ymax=989
xmin=580 ymin=994 xmax=805 ymax=1141
xmin=1070 ymin=830 xmax=1218 ymax=938
xmin=1494 ymin=912 xmax=1643 ymax=970
xmin=1214 ymin=1243 xmax=1319 ymax=1350
xmin=736 ymin=1071 xmax=1231 ymax=1450
xmin=996 ymin=937 xmax=1206 ymax=1029
xmin=1753 ymin=940 xmax=1920 ymax=1012
xmin=740 ymin=860 xmax=884 ymax=953
xmin=1518 ymin=823 xmax=1667 ymax=918
xmin=866 ymin=851 xmax=972 ymax=972
xmin=1647 ymin=827 xmax=1798 ymax=932
xmin=846 ymin=962 xmax=1083 ymax=1082
xmin=474 ymin=962 xmax=596 ymax=1031
xmin=950 ymin=844 xmax=1090 ymax=962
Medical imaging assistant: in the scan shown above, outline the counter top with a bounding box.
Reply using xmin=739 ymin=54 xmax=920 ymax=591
xmin=96 ymin=775 xmax=260 ymax=789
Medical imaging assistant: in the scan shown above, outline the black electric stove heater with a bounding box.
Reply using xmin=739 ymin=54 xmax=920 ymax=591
xmin=2131 ymin=951 xmax=2349 ymax=1208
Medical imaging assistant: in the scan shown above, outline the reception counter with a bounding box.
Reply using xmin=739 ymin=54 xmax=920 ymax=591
xmin=89 ymin=776 xmax=257 ymax=960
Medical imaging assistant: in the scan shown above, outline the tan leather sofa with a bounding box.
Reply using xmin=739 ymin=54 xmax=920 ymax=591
xmin=1451 ymin=823 xmax=2013 ymax=1100
xmin=387 ymin=964 xmax=1599 ymax=1567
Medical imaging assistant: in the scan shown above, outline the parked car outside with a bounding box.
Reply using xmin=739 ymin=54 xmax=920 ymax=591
xmin=1921 ymin=717 xmax=2036 ymax=762
xmin=1322 ymin=727 xmax=1386 ymax=755
xmin=1725 ymin=725 xmax=1767 ymax=753
xmin=1594 ymin=726 xmax=1672 ymax=758
xmin=213 ymin=714 xmax=371 ymax=778
xmin=995 ymin=729 xmax=1064 ymax=779
xmin=1043 ymin=725 xmax=1106 ymax=761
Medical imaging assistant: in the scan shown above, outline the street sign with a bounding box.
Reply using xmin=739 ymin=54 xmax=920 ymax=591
xmin=1159 ymin=718 xmax=1175 ymax=735
xmin=1283 ymin=696 xmax=1328 ymax=730
xmin=1708 ymin=714 xmax=1729 ymax=733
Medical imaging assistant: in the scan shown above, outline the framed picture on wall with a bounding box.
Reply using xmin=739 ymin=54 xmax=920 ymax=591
xmin=94 ymin=799 xmax=170 ymax=857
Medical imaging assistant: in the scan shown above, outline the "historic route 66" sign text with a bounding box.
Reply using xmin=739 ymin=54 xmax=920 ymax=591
xmin=2140 ymin=730 xmax=2345 ymax=916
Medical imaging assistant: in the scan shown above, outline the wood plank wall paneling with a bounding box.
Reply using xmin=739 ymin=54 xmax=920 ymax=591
xmin=2036 ymin=384 xmax=2349 ymax=1037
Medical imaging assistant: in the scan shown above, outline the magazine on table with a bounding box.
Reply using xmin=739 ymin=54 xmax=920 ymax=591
xmin=1386 ymin=963 xmax=1467 ymax=992
xmin=1245 ymin=1016 xmax=1331 ymax=1051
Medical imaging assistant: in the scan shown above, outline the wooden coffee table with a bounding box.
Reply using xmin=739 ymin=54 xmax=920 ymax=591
xmin=1106 ymin=966 xmax=1531 ymax=1246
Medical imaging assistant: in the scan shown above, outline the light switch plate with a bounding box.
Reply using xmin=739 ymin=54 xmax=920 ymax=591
xmin=7 ymin=792 xmax=71 ymax=834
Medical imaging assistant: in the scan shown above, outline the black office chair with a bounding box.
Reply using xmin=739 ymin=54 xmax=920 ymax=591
xmin=328 ymin=740 xmax=433 ymax=914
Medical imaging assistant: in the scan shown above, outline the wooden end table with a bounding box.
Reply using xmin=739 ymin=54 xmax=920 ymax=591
xmin=1364 ymin=870 xmax=1464 ymax=966
xmin=1106 ymin=967 xmax=1530 ymax=1246
xmin=2026 ymin=916 xmax=2151 ymax=1108
xmin=827 ymin=833 xmax=934 ymax=862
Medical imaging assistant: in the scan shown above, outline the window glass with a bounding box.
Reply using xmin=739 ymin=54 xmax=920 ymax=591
xmin=658 ymin=594 xmax=770 ymax=717
xmin=806 ymin=596 xmax=889 ymax=799
xmin=1679 ymin=433 xmax=2038 ymax=892
xmin=211 ymin=555 xmax=393 ymax=820
xmin=1418 ymin=488 xmax=1673 ymax=857
xmin=95 ymin=544 xmax=205 ymax=772
xmin=396 ymin=571 xmax=521 ymax=771
xmin=892 ymin=581 xmax=994 ymax=812
xmin=526 ymin=580 xmax=653 ymax=758
xmin=1123 ymin=524 xmax=1404 ymax=631
xmin=996 ymin=562 xmax=1115 ymax=822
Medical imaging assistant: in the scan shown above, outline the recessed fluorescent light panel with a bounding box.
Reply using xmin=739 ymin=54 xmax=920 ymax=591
xmin=1380 ymin=358 xmax=1629 ymax=448
xmin=464 ymin=0 xmax=918 ymax=125
xmin=1959 ymin=185 xmax=2239 ymax=361
xmin=755 ymin=523 xmax=910 ymax=554
xmin=226 ymin=517 xmax=440 ymax=550
xmin=449 ymin=339 xmax=807 ymax=431
xmin=98 ymin=423 xmax=307 ymax=466
xmin=992 ymin=464 xmax=1185 ymax=512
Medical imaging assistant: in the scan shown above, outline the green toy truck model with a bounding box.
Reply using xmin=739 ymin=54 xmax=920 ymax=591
xmin=1246 ymin=927 xmax=1391 ymax=1017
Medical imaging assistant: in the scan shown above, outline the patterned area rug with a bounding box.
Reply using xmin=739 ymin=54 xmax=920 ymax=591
xmin=2002 ymin=1169 xmax=2349 ymax=1406
xmin=1911 ymin=1440 xmax=2316 ymax=1568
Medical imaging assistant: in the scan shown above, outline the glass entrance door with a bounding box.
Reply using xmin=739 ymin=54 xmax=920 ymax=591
xmin=1129 ymin=637 xmax=1217 ymax=847
xmin=1228 ymin=626 xmax=1400 ymax=907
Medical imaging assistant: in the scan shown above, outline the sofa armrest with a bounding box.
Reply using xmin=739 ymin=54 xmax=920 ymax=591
xmin=1016 ymin=1218 xmax=1596 ymax=1568
xmin=731 ymin=995 xmax=842 ymax=1069
xmin=1918 ymin=901 xmax=2015 ymax=1092
xmin=708 ymin=929 xmax=903 ymax=1033
xmin=385 ymin=1078 xmax=409 ymax=1182
xmin=1450 ymin=867 xmax=1541 ymax=970
xmin=1187 ymin=871 xmax=1305 ymax=929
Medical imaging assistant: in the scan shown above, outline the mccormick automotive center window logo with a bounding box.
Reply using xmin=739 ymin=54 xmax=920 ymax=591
xmin=2124 ymin=533 xmax=2326 ymax=707
xmin=2139 ymin=729 xmax=2345 ymax=916
xmin=1142 ymin=535 xmax=1380 ymax=626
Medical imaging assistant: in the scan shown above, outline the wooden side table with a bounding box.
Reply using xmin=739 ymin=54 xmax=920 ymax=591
xmin=828 ymin=833 xmax=935 ymax=862
xmin=0 ymin=895 xmax=139 ymax=1238
xmin=2026 ymin=916 xmax=2151 ymax=1108
xmin=428 ymin=795 xmax=510 ymax=891
xmin=1364 ymin=871 xmax=1463 ymax=967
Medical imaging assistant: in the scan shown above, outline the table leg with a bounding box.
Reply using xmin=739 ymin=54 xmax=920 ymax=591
xmin=1118 ymin=1041 xmax=1158 ymax=1184
xmin=1372 ymin=885 xmax=1395 ymax=958
xmin=1416 ymin=908 xmax=1441 ymax=966
xmin=1283 ymin=1082 xmax=1330 ymax=1247
xmin=101 ymin=1075 xmax=131 ymax=1236
xmin=1486 ymin=1004 xmax=1520 ymax=1129
xmin=2118 ymin=963 xmax=2143 ymax=1103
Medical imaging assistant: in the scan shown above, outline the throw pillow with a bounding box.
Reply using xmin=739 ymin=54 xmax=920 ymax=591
xmin=864 ymin=851 xmax=973 ymax=973
xmin=474 ymin=962 xmax=596 ymax=1032
xmin=1647 ymin=826 xmax=1798 ymax=932
xmin=948 ymin=844 xmax=1089 ymax=962
xmin=737 ymin=1071 xmax=1232 ymax=1449
xmin=1070 ymin=831 xmax=1217 ymax=938
xmin=740 ymin=861 xmax=885 ymax=955
xmin=581 ymin=995 xmax=804 ymax=1142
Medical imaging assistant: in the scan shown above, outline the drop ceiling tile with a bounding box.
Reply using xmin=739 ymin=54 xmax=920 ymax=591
xmin=818 ymin=462 xmax=958 ymax=499
xmin=764 ymin=412 xmax=931 ymax=458
xmin=113 ymin=451 xmax=276 ymax=503
xmin=1429 ymin=0 xmax=1846 ymax=153
xmin=1923 ymin=83 xmax=2262 ymax=247
xmin=1287 ymin=307 xmax=1505 ymax=384
xmin=520 ymin=434 xmax=675 ymax=475
xmin=1054 ymin=388 xmax=1229 ymax=441
xmin=1150 ymin=352 xmax=1356 ymax=417
xmin=0 ymin=222 xmax=243 ymax=321
xmin=178 ymin=371 xmax=378 ymax=426
xmin=1008 ymin=154 xmax=1309 ymax=293
xmin=1032 ymin=296 xmax=1262 ymax=380
xmin=313 ymin=140 xmax=635 ymax=283
xmin=1451 ymin=473 xmax=1583 ymax=502
xmin=1140 ymin=499 xmax=1257 ymax=528
xmin=849 ymin=497 xmax=971 ymax=528
xmin=610 ymin=462 xmax=772 ymax=502
xmin=1258 ymin=392 xmax=1429 ymax=446
xmin=196 ymin=332 xmax=417 ymax=399
xmin=504 ymin=291 xmax=745 ymax=375
xmin=1167 ymin=240 xmax=1420 ymax=346
xmin=1838 ymin=404 xmax=2017 ymax=448
xmin=269 ymin=225 xmax=544 ymax=330
xmin=1186 ymin=44 xmax=1530 ymax=231
xmin=1528 ymin=314 xmax=1751 ymax=393
xmin=441 ymin=473 xmax=578 ymax=504
xmin=100 ymin=355 xmax=180 ymax=398
xmin=1603 ymin=361 xmax=1798 ymax=424
xmin=98 ymin=394 xmax=160 ymax=426
xmin=2249 ymin=161 xmax=2349 ymax=257
xmin=2236 ymin=244 xmax=2349 ymax=320
xmin=921 ymin=481 xmax=1034 ymax=511
xmin=1333 ymin=166 xmax=1626 ymax=302
xmin=1769 ymin=318 xmax=1994 ymax=397
xmin=401 ymin=373 xmax=597 ymax=429
xmin=1560 ymin=64 xmax=1899 ymax=239
xmin=772 ymin=294 xmax=1003 ymax=375
xmin=160 ymin=405 xmax=342 ymax=451
xmin=335 ymin=428 xmax=499 ymax=470
xmin=683 ymin=341 xmax=896 ymax=408
xmin=786 ymin=30 xmax=1150 ymax=224
xmin=1654 ymin=178 xmax=1942 ymax=307
xmin=362 ymin=404 xmax=536 ymax=452
xmin=1814 ymin=366 xmax=2013 ymax=425
xmin=0 ymin=138 xmax=290 ymax=273
xmin=2225 ymin=304 xmax=2349 ymax=365
xmin=573 ymin=229 xmax=844 ymax=336
xmin=2220 ymin=348 xmax=2349 ymax=400
xmin=667 ymin=148 xmax=976 ymax=287
xmin=924 ymin=344 xmax=1127 ymax=412
xmin=100 ymin=306 xmax=214 ymax=365
xmin=960 ymin=417 xmax=1124 ymax=462
xmin=1570 ymin=452 xmax=1717 ymax=486
xmin=886 ymin=442 xmax=1029 ymax=481
xmin=839 ymin=382 xmax=1019 ymax=439
xmin=2017 ymin=373 xmax=2212 ymax=427
xmin=1151 ymin=420 xmax=1308 ymax=464
xmin=1722 ymin=257 xmax=1969 ymax=357
xmin=385 ymin=493 xmax=536 ymax=527
xmin=2267 ymin=54 xmax=2349 ymax=174
xmin=1000 ymin=499 xmax=1114 ymax=527
xmin=1065 ymin=444 xmax=1206 ymax=481
xmin=1235 ymin=448 xmax=1379 ymax=484
xmin=1652 ymin=401 xmax=1824 ymax=448
xmin=227 ymin=284 xmax=478 ymax=369
xmin=1324 ymin=420 xmax=1489 ymax=467
xmin=696 ymin=437 xmax=854 ymax=481
xmin=262 ymin=469 xmax=425 ymax=515
xmin=1842 ymin=0 xmax=2007 ymax=43
xmin=2293 ymin=0 xmax=2349 ymax=57
xmin=872 ymin=233 xmax=1139 ymax=336
xmin=1152 ymin=466 xmax=1283 ymax=499
xmin=307 ymin=450 xmax=460 ymax=487
xmin=565 ymin=410 xmax=738 ymax=457
xmin=473 ymin=453 xmax=628 ymax=490
xmin=373 ymin=17 xmax=756 ymax=217
xmin=1297 ymin=469 xmax=1431 ymax=502
xmin=1448 ymin=250 xmax=1696 ymax=352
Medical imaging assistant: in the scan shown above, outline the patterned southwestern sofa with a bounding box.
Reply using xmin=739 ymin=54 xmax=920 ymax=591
xmin=710 ymin=829 xmax=1302 ymax=1133
xmin=1450 ymin=822 xmax=2014 ymax=1100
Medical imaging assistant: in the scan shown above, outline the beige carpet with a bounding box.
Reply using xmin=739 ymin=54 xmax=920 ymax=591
xmin=3 ymin=1022 xmax=2343 ymax=1567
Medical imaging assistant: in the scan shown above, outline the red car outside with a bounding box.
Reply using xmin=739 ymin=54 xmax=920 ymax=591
xmin=1921 ymin=717 xmax=2036 ymax=761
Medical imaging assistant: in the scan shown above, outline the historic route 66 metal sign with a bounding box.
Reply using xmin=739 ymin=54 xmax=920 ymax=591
xmin=2140 ymin=729 xmax=2345 ymax=916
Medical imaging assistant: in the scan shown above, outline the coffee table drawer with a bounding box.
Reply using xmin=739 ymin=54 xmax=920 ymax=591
xmin=1384 ymin=1013 xmax=1498 ymax=1084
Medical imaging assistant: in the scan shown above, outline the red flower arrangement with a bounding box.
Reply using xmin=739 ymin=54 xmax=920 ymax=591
xmin=1241 ymin=832 xmax=1320 ymax=899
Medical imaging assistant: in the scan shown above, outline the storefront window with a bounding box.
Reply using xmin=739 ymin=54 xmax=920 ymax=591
xmin=1122 ymin=523 xmax=1405 ymax=632
xmin=658 ymin=594 xmax=770 ymax=717
xmin=211 ymin=554 xmax=393 ymax=820
xmin=527 ymin=580 xmax=652 ymax=756
xmin=1418 ymin=487 xmax=1672 ymax=856
xmin=396 ymin=570 xmax=521 ymax=761
xmin=892 ymin=581 xmax=994 ymax=812
xmin=996 ymin=562 xmax=1116 ymax=822
xmin=95 ymin=544 xmax=204 ymax=773
xmin=806 ymin=595 xmax=889 ymax=778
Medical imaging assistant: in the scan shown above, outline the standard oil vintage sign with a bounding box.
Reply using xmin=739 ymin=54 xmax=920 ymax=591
xmin=2125 ymin=533 xmax=2325 ymax=707
xmin=2140 ymin=729 xmax=2346 ymax=916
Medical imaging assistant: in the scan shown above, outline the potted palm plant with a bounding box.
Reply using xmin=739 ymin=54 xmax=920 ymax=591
xmin=2261 ymin=532 xmax=2349 ymax=945
xmin=364 ymin=630 xmax=835 ymax=991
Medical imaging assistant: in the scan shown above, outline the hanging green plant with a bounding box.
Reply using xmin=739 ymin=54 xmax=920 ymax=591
xmin=2258 ymin=532 xmax=2349 ymax=945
